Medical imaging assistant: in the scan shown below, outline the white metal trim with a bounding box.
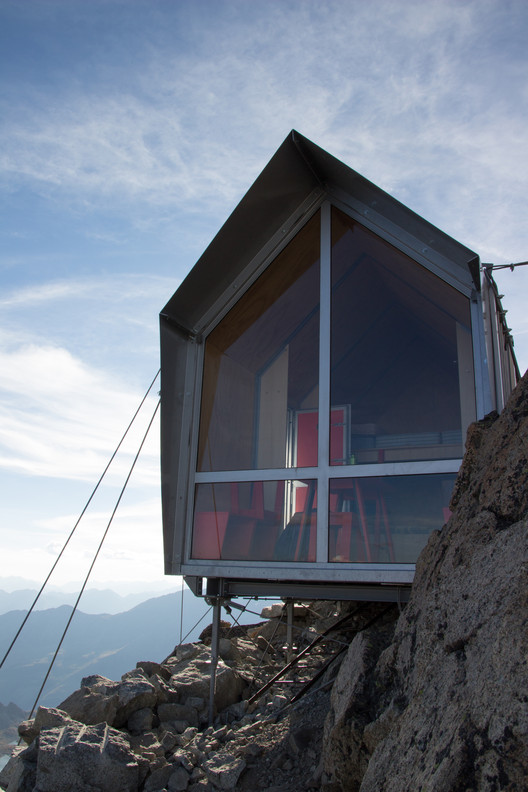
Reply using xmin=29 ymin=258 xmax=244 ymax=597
xmin=471 ymin=291 xmax=494 ymax=418
xmin=317 ymin=201 xmax=332 ymax=562
xmin=180 ymin=561 xmax=416 ymax=584
xmin=194 ymin=459 xmax=462 ymax=484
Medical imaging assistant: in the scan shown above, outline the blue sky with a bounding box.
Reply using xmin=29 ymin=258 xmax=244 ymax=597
xmin=1 ymin=0 xmax=527 ymax=591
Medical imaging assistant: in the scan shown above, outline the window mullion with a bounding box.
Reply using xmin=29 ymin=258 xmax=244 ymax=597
xmin=317 ymin=202 xmax=332 ymax=563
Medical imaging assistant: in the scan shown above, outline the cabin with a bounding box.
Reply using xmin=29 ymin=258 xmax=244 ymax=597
xmin=160 ymin=131 xmax=518 ymax=605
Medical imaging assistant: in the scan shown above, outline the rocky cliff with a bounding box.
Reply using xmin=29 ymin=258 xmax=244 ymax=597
xmin=323 ymin=371 xmax=528 ymax=791
xmin=1 ymin=372 xmax=527 ymax=792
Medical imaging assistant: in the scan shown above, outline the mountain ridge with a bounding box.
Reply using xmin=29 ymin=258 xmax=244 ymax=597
xmin=0 ymin=592 xmax=211 ymax=711
xmin=0 ymin=586 xmax=179 ymax=616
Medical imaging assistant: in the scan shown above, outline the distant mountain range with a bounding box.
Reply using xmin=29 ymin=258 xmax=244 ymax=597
xmin=0 ymin=587 xmax=176 ymax=616
xmin=0 ymin=591 xmax=216 ymax=711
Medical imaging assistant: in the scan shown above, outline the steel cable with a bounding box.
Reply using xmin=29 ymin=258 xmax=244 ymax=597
xmin=26 ymin=398 xmax=160 ymax=719
xmin=0 ymin=370 xmax=160 ymax=672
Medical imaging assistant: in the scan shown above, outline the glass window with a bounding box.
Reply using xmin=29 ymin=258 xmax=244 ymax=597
xmin=330 ymin=207 xmax=475 ymax=466
xmin=197 ymin=212 xmax=320 ymax=472
xmin=192 ymin=480 xmax=317 ymax=562
xmin=329 ymin=474 xmax=456 ymax=563
xmin=191 ymin=204 xmax=474 ymax=571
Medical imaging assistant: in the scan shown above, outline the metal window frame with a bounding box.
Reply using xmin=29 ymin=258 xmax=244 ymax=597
xmin=179 ymin=197 xmax=473 ymax=583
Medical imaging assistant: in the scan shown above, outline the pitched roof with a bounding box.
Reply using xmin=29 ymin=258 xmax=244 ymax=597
xmin=161 ymin=130 xmax=479 ymax=336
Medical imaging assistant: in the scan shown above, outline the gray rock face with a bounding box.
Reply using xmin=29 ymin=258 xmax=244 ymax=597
xmin=170 ymin=656 xmax=248 ymax=714
xmin=15 ymin=722 xmax=139 ymax=792
xmin=203 ymin=752 xmax=246 ymax=790
xmin=323 ymin=621 xmax=397 ymax=790
xmin=323 ymin=371 xmax=528 ymax=791
xmin=57 ymin=675 xmax=158 ymax=729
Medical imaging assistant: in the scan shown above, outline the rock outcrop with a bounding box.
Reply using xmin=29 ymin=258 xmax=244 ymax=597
xmin=322 ymin=371 xmax=528 ymax=790
xmin=1 ymin=603 xmax=356 ymax=792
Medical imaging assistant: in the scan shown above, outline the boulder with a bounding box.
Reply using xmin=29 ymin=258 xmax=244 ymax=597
xmin=114 ymin=678 xmax=158 ymax=727
xmin=136 ymin=660 xmax=172 ymax=681
xmin=168 ymin=765 xmax=191 ymax=791
xmin=218 ymin=638 xmax=242 ymax=663
xmin=0 ymin=743 xmax=37 ymax=792
xmin=18 ymin=706 xmax=73 ymax=745
xmin=171 ymin=656 xmax=248 ymax=713
xmin=57 ymin=674 xmax=158 ymax=729
xmin=34 ymin=722 xmax=138 ymax=792
xmin=202 ymin=752 xmax=246 ymax=790
xmin=163 ymin=643 xmax=203 ymax=670
xmin=158 ymin=702 xmax=199 ymax=727
xmin=128 ymin=731 xmax=165 ymax=758
xmin=143 ymin=760 xmax=173 ymax=791
xmin=127 ymin=706 xmax=154 ymax=734
xmin=260 ymin=604 xmax=283 ymax=619
xmin=57 ymin=676 xmax=118 ymax=721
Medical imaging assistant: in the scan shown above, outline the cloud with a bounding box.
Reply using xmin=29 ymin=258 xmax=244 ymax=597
xmin=0 ymin=272 xmax=175 ymax=311
xmin=2 ymin=496 xmax=166 ymax=586
xmin=0 ymin=273 xmax=176 ymax=379
xmin=0 ymin=281 xmax=91 ymax=308
xmin=0 ymin=342 xmax=160 ymax=483
xmin=1 ymin=1 xmax=526 ymax=259
xmin=0 ymin=4 xmax=478 ymax=204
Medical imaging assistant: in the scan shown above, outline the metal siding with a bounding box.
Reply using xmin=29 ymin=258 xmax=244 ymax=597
xmin=160 ymin=316 xmax=199 ymax=574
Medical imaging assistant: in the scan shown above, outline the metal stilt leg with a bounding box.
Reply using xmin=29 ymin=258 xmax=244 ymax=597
xmin=208 ymin=598 xmax=222 ymax=727
xmin=286 ymin=599 xmax=294 ymax=662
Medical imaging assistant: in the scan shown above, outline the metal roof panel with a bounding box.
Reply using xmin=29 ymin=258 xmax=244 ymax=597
xmin=161 ymin=130 xmax=480 ymax=335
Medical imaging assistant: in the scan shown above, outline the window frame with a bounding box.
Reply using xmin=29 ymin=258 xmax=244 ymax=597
xmin=179 ymin=195 xmax=479 ymax=582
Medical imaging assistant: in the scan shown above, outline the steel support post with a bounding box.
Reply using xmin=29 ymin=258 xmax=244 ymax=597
xmin=208 ymin=597 xmax=222 ymax=727
xmin=286 ymin=599 xmax=294 ymax=662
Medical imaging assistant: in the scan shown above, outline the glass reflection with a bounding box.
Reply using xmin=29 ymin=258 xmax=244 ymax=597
xmin=197 ymin=212 xmax=320 ymax=472
xmin=329 ymin=474 xmax=456 ymax=563
xmin=192 ymin=480 xmax=317 ymax=562
xmin=330 ymin=207 xmax=475 ymax=466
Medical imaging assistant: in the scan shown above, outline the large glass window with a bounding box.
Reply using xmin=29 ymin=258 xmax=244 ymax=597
xmin=330 ymin=207 xmax=475 ymax=466
xmin=197 ymin=212 xmax=320 ymax=472
xmin=192 ymin=480 xmax=317 ymax=562
xmin=191 ymin=204 xmax=474 ymax=567
xmin=329 ymin=473 xmax=456 ymax=563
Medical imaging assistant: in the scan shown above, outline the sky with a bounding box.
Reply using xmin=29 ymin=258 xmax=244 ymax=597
xmin=1 ymin=0 xmax=527 ymax=594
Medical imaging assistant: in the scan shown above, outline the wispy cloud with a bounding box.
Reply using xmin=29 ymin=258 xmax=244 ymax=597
xmin=0 ymin=273 xmax=176 ymax=382
xmin=2 ymin=497 xmax=165 ymax=586
xmin=0 ymin=273 xmax=176 ymax=310
xmin=0 ymin=281 xmax=90 ymax=308
xmin=0 ymin=342 xmax=159 ymax=482
xmin=1 ymin=1 xmax=525 ymax=260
